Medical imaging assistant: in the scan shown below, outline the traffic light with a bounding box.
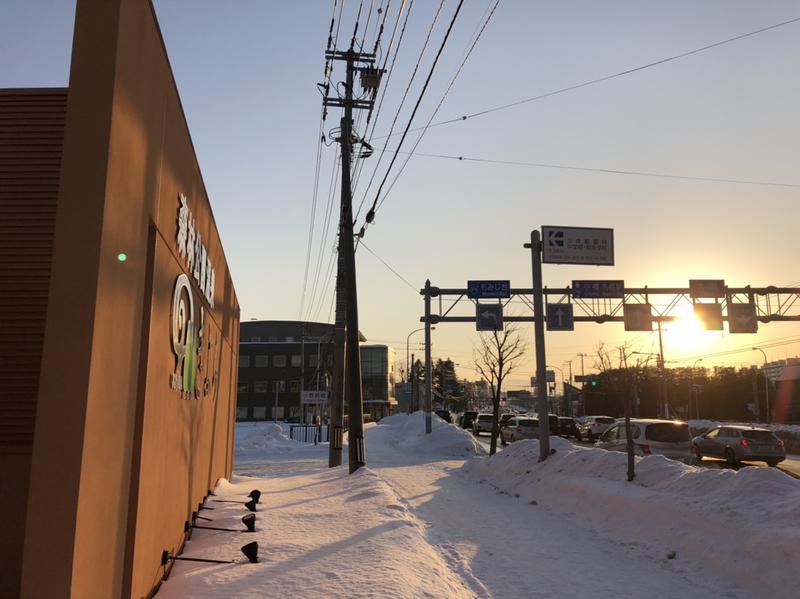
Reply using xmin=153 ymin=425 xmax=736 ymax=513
xmin=589 ymin=377 xmax=599 ymax=388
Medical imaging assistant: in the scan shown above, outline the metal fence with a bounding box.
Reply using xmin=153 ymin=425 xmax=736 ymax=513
xmin=289 ymin=425 xmax=328 ymax=444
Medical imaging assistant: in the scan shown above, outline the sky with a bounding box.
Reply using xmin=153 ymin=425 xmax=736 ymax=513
xmin=2 ymin=0 xmax=800 ymax=389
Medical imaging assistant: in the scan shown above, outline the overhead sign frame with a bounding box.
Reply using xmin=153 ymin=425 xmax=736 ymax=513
xmin=541 ymin=226 xmax=614 ymax=266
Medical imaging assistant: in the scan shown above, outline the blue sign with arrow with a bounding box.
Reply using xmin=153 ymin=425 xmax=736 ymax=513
xmin=476 ymin=303 xmax=504 ymax=331
xmin=546 ymin=303 xmax=574 ymax=331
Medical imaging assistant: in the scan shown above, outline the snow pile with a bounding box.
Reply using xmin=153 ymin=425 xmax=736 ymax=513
xmin=367 ymin=411 xmax=486 ymax=459
xmin=234 ymin=421 xmax=327 ymax=463
xmin=462 ymin=438 xmax=800 ymax=595
xmin=157 ymin=467 xmax=473 ymax=598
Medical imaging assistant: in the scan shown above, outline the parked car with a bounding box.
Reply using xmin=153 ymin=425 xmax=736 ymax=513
xmin=500 ymin=417 xmax=540 ymax=445
xmin=458 ymin=410 xmax=478 ymax=430
xmin=595 ymin=419 xmax=692 ymax=461
xmin=472 ymin=414 xmax=494 ymax=436
xmin=577 ymin=415 xmax=615 ymax=442
xmin=693 ymin=425 xmax=785 ymax=467
xmin=534 ymin=413 xmax=561 ymax=436
xmin=558 ymin=417 xmax=578 ymax=438
xmin=434 ymin=409 xmax=453 ymax=423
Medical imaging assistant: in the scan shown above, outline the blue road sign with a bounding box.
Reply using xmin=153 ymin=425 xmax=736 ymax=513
xmin=572 ymin=280 xmax=625 ymax=299
xmin=476 ymin=303 xmax=504 ymax=331
xmin=467 ymin=280 xmax=511 ymax=299
xmin=546 ymin=303 xmax=574 ymax=331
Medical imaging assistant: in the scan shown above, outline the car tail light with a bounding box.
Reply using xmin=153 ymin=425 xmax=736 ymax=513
xmin=740 ymin=439 xmax=749 ymax=447
xmin=593 ymin=423 xmax=600 ymax=428
xmin=778 ymin=439 xmax=785 ymax=447
xmin=640 ymin=444 xmax=651 ymax=455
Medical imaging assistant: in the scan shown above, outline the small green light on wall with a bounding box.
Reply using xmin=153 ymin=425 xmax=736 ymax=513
xmin=117 ymin=253 xmax=128 ymax=262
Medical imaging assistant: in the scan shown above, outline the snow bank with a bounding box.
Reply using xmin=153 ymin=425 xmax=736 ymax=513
xmin=367 ymin=411 xmax=486 ymax=459
xmin=234 ymin=421 xmax=329 ymax=463
xmin=158 ymin=466 xmax=473 ymax=598
xmin=462 ymin=438 xmax=800 ymax=595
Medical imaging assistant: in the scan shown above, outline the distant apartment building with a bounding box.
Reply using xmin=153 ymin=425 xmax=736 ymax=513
xmin=237 ymin=321 xmax=396 ymax=421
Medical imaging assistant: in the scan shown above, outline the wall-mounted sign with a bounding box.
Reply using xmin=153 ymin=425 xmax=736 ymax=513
xmin=301 ymin=390 xmax=329 ymax=404
xmin=177 ymin=194 xmax=215 ymax=308
xmin=541 ymin=226 xmax=614 ymax=265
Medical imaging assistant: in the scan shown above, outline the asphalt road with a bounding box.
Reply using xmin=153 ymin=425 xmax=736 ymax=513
xmin=471 ymin=431 xmax=800 ymax=479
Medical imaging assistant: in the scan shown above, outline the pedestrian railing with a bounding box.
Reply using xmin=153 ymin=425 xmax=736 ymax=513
xmin=289 ymin=425 xmax=328 ymax=444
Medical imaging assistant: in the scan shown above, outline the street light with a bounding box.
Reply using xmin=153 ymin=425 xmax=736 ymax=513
xmin=752 ymin=347 xmax=769 ymax=423
xmin=406 ymin=326 xmax=434 ymax=383
xmin=691 ymin=358 xmax=703 ymax=420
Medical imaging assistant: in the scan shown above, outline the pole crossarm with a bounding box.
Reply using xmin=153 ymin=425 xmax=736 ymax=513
xmin=418 ymin=286 xmax=800 ymax=324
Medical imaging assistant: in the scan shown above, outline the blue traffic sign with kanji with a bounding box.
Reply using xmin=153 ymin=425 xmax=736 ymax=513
xmin=546 ymin=303 xmax=574 ymax=331
xmin=572 ymin=280 xmax=625 ymax=299
xmin=467 ymin=280 xmax=511 ymax=299
xmin=476 ymin=303 xmax=504 ymax=331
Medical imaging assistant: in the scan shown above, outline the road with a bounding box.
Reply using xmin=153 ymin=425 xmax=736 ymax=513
xmin=471 ymin=431 xmax=800 ymax=478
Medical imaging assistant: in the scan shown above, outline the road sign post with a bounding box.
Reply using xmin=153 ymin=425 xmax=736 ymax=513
xmin=525 ymin=230 xmax=550 ymax=461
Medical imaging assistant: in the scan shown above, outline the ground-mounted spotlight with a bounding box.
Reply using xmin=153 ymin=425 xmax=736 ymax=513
xmin=160 ymin=542 xmax=258 ymax=567
xmin=212 ymin=489 xmax=261 ymax=505
xmin=184 ymin=514 xmax=256 ymax=534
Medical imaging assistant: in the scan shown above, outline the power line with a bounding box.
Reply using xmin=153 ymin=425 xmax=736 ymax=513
xmin=361 ymin=0 xmax=466 ymax=230
xmin=375 ymin=148 xmax=800 ymax=188
xmin=373 ymin=15 xmax=800 ymax=140
xmin=373 ymin=0 xmax=502 ymax=214
xmin=353 ymin=0 xmax=417 ymax=221
xmin=359 ymin=240 xmax=418 ymax=292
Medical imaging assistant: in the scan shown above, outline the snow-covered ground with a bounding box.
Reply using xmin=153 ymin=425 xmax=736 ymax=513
xmin=159 ymin=414 xmax=800 ymax=598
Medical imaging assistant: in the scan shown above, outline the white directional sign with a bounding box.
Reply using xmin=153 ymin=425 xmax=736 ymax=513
xmin=541 ymin=226 xmax=614 ymax=265
xmin=301 ymin=390 xmax=328 ymax=404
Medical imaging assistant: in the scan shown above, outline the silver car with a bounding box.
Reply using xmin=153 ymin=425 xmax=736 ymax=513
xmin=595 ymin=419 xmax=692 ymax=461
xmin=577 ymin=415 xmax=615 ymax=442
xmin=500 ymin=417 xmax=539 ymax=445
xmin=472 ymin=414 xmax=494 ymax=436
xmin=693 ymin=425 xmax=785 ymax=467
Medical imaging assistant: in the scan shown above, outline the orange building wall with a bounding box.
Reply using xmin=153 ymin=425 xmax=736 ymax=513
xmin=18 ymin=1 xmax=240 ymax=598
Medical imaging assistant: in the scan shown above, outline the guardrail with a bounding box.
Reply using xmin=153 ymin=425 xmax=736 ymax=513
xmin=289 ymin=425 xmax=328 ymax=444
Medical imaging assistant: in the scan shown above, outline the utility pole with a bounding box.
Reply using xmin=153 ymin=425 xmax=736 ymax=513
xmin=328 ymin=261 xmax=345 ymax=467
xmin=324 ymin=45 xmax=381 ymax=473
xmin=577 ymin=353 xmax=587 ymax=379
xmin=424 ymin=280 xmax=433 ymax=434
xmin=656 ymin=320 xmax=668 ymax=419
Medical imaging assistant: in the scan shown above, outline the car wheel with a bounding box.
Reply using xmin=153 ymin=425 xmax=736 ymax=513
xmin=693 ymin=445 xmax=703 ymax=461
xmin=766 ymin=459 xmax=779 ymax=467
xmin=587 ymin=432 xmax=595 ymax=443
xmin=725 ymin=448 xmax=739 ymax=467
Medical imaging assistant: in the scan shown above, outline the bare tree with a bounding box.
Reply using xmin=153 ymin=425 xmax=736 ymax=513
xmin=474 ymin=327 xmax=526 ymax=455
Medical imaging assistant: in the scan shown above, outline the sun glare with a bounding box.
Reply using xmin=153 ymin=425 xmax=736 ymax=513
xmin=662 ymin=305 xmax=721 ymax=357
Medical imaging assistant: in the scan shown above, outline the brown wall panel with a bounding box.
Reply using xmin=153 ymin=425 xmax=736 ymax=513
xmin=0 ymin=88 xmax=66 ymax=599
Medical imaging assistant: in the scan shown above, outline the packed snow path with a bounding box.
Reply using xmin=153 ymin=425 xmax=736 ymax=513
xmin=367 ymin=420 xmax=731 ymax=598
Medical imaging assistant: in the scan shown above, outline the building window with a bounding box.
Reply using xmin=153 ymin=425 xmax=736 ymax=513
xmin=253 ymin=380 xmax=269 ymax=394
xmin=236 ymin=407 xmax=249 ymax=420
xmin=274 ymin=380 xmax=286 ymax=393
xmin=273 ymin=355 xmax=287 ymax=368
xmin=255 ymin=355 xmax=268 ymax=368
xmin=252 ymin=406 xmax=267 ymax=420
xmin=251 ymin=336 xmax=261 ymax=342
xmin=308 ymin=354 xmax=319 ymax=367
xmin=289 ymin=380 xmax=301 ymax=393
xmin=239 ymin=355 xmax=250 ymax=368
xmin=237 ymin=380 xmax=250 ymax=393
xmin=291 ymin=354 xmax=302 ymax=367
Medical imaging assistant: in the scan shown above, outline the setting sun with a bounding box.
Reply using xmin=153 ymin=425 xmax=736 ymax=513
xmin=661 ymin=305 xmax=723 ymax=357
